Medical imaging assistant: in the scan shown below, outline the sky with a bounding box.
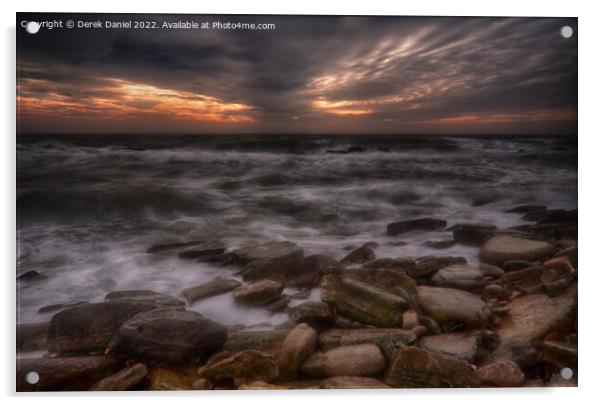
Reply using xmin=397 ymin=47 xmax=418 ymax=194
xmin=16 ymin=14 xmax=577 ymax=135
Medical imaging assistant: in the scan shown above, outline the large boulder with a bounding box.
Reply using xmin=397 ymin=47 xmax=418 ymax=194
xmin=417 ymin=286 xmax=488 ymax=326
xmin=91 ymin=363 xmax=148 ymax=391
xmin=419 ymin=332 xmax=488 ymax=363
xmin=115 ymin=307 xmax=227 ymax=363
xmin=278 ymin=323 xmax=318 ymax=380
xmin=479 ymin=236 xmax=554 ymax=266
xmin=233 ymin=280 xmax=284 ymax=306
xmin=302 ymin=343 xmax=386 ymax=378
xmin=321 ymin=274 xmax=408 ymax=327
xmin=320 ymin=376 xmax=390 ymax=389
xmin=242 ymin=254 xmax=337 ymax=286
xmin=230 ymin=241 xmax=303 ymax=264
xmin=199 ymin=350 xmax=279 ymax=387
xmin=17 ymin=356 xmax=120 ymax=392
xmin=181 ymin=278 xmax=241 ymax=304
xmin=387 ymin=218 xmax=447 ymax=236
xmin=384 ymin=345 xmax=480 ymax=388
xmin=47 ymin=301 xmax=158 ymax=354
xmin=476 ymin=361 xmax=525 ymax=387
xmin=319 ymin=328 xmax=416 ymax=360
xmin=432 ymin=264 xmax=484 ymax=290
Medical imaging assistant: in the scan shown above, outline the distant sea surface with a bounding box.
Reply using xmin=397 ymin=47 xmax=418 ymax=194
xmin=17 ymin=134 xmax=577 ymax=325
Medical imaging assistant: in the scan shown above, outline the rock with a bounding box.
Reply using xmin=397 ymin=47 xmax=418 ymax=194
xmin=511 ymin=223 xmax=577 ymax=243
xmin=238 ymin=381 xmax=285 ymax=390
xmin=495 ymin=266 xmax=546 ymax=294
xmin=387 ymin=218 xmax=447 ymax=236
xmin=408 ymin=256 xmax=467 ymax=279
xmin=91 ymin=363 xmax=148 ymax=391
xmin=104 ymin=290 xmax=185 ymax=307
xmin=543 ymin=256 xmax=575 ymax=274
xmin=191 ymin=378 xmax=213 ymax=390
xmin=302 ymin=344 xmax=386 ymax=378
xmin=384 ymin=345 xmax=480 ymax=388
xmin=320 ymin=376 xmax=390 ymax=389
xmin=506 ymin=204 xmax=546 ymax=214
xmin=424 ymin=240 xmax=455 ymax=249
xmin=17 ymin=270 xmax=48 ymax=282
xmin=319 ymin=328 xmax=415 ymax=360
xmin=115 ymin=307 xmax=227 ymax=363
xmin=288 ymin=301 xmax=334 ymax=329
xmin=419 ymin=332 xmax=486 ymax=363
xmin=233 ymin=280 xmax=284 ymax=306
xmin=432 ymin=264 xmax=484 ymax=290
xmin=146 ymin=240 xmax=204 ymax=254
xmin=38 ymin=301 xmax=87 ymax=314
xmin=177 ymin=240 xmax=226 ymax=259
xmin=503 ymin=260 xmax=533 ymax=272
xmin=267 ymin=297 xmax=290 ymax=312
xmin=421 ymin=316 xmax=442 ymax=335
xmin=452 ymin=224 xmax=498 ymax=246
xmin=181 ymin=278 xmax=241 ymax=304
xmin=412 ymin=325 xmax=428 ymax=337
xmin=242 ymin=254 xmax=336 ymax=286
xmin=402 ymin=309 xmax=420 ymax=330
xmin=17 ymin=322 xmax=48 ymax=351
xmin=47 ymin=301 xmax=158 ymax=354
xmin=479 ymin=236 xmax=554 ymax=266
xmin=340 ymin=246 xmax=375 ymax=265
xmin=476 ymin=361 xmax=524 ymax=387
xmin=417 ymin=286 xmax=488 ymax=326
xmin=363 ymin=257 xmax=414 ymax=270
xmin=321 ymin=274 xmax=407 ymax=327
xmin=541 ymin=341 xmax=577 ymax=368
xmin=149 ymin=366 xmax=197 ymax=390
xmin=483 ymin=284 xmax=504 ymax=298
xmin=278 ymin=323 xmax=318 ymax=380
xmin=230 ymin=241 xmax=303 ymax=264
xmin=352 ymin=268 xmax=417 ymax=304
xmin=523 ymin=208 xmax=577 ymax=224
xmin=199 ymin=350 xmax=279 ymax=387
xmin=17 ymin=356 xmax=120 ymax=391
xmin=479 ymin=263 xmax=505 ymax=278
xmin=224 ymin=329 xmax=289 ymax=353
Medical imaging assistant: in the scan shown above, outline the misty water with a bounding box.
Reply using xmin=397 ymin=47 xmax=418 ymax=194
xmin=16 ymin=134 xmax=577 ymax=327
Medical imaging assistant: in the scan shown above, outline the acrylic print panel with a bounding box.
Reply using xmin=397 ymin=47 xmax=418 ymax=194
xmin=16 ymin=13 xmax=577 ymax=391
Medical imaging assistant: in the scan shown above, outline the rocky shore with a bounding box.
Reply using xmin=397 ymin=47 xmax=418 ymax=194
xmin=17 ymin=206 xmax=577 ymax=391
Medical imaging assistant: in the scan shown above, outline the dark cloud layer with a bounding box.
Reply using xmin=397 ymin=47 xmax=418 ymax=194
xmin=17 ymin=13 xmax=577 ymax=134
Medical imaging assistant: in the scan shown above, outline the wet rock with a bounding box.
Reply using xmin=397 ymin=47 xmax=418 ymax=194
xmin=321 ymin=274 xmax=407 ymax=327
xmin=495 ymin=266 xmax=546 ymax=294
xmin=363 ymin=257 xmax=414 ymax=271
xmin=417 ymin=286 xmax=488 ymax=326
xmin=408 ymin=256 xmax=467 ymax=279
xmin=230 ymin=241 xmax=304 ymax=265
xmin=288 ymin=301 xmax=334 ymax=329
xmin=476 ymin=361 xmax=525 ymax=387
xmin=115 ymin=307 xmax=227 ymax=363
xmin=503 ymin=260 xmax=533 ymax=272
xmin=278 ymin=323 xmax=318 ymax=380
xmin=432 ymin=264 xmax=484 ymax=290
xmin=402 ymin=309 xmax=420 ymax=330
xmin=17 ymin=356 xmax=120 ymax=391
xmin=340 ymin=245 xmax=375 ymax=265
xmin=181 ymin=278 xmax=241 ymax=304
xmin=302 ymin=343 xmax=386 ymax=378
xmin=387 ymin=218 xmax=447 ymax=236
xmin=319 ymin=328 xmax=415 ymax=360
xmin=177 ymin=240 xmax=226 ymax=259
xmin=424 ymin=239 xmax=456 ymax=249
xmin=17 ymin=322 xmax=49 ymax=351
xmin=353 ymin=267 xmax=417 ymax=303
xmin=320 ymin=376 xmax=390 ymax=389
xmin=17 ymin=270 xmax=47 ymax=282
xmin=506 ymin=205 xmax=546 ymax=214
xmin=483 ymin=284 xmax=504 ymax=298
xmin=419 ymin=332 xmax=487 ymax=363
xmin=452 ymin=224 xmax=498 ymax=246
xmin=199 ymin=350 xmax=279 ymax=387
xmin=38 ymin=301 xmax=87 ymax=314
xmin=479 ymin=236 xmax=554 ymax=266
xmin=421 ymin=316 xmax=442 ymax=335
xmin=523 ymin=208 xmax=577 ymax=225
xmin=91 ymin=363 xmax=148 ymax=391
xmin=146 ymin=240 xmax=204 ymax=254
xmin=242 ymin=254 xmax=337 ymax=286
xmin=149 ymin=366 xmax=198 ymax=390
xmin=543 ymin=256 xmax=575 ymax=274
xmin=412 ymin=325 xmax=428 ymax=337
xmin=233 ymin=280 xmax=284 ymax=306
xmin=384 ymin=345 xmax=480 ymax=388
xmin=541 ymin=340 xmax=577 ymax=368
xmin=267 ymin=297 xmax=290 ymax=312
xmin=104 ymin=290 xmax=185 ymax=307
xmin=479 ymin=263 xmax=505 ymax=278
xmin=511 ymin=223 xmax=577 ymax=243
xmin=224 ymin=329 xmax=289 ymax=353
xmin=47 ymin=301 xmax=158 ymax=354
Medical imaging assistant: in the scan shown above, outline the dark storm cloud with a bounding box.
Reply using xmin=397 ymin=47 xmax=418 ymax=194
xmin=16 ymin=13 xmax=577 ymax=133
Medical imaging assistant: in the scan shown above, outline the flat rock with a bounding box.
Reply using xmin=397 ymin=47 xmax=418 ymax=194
xmin=233 ymin=280 xmax=284 ymax=306
xmin=384 ymin=345 xmax=480 ymax=388
xmin=224 ymin=329 xmax=289 ymax=353
xmin=104 ymin=290 xmax=185 ymax=307
xmin=387 ymin=218 xmax=447 ymax=236
xmin=181 ymin=278 xmax=241 ymax=304
xmin=495 ymin=266 xmax=546 ymax=294
xmin=352 ymin=267 xmax=417 ymax=304
xmin=319 ymin=328 xmax=415 ymax=360
xmin=417 ymin=286 xmax=488 ymax=326
xmin=432 ymin=264 xmax=484 ymax=290
xmin=288 ymin=301 xmax=334 ymax=329
xmin=476 ymin=361 xmax=525 ymax=387
xmin=146 ymin=240 xmax=203 ymax=254
xmin=320 ymin=376 xmax=390 ymax=389
xmin=302 ymin=343 xmax=386 ymax=378
xmin=91 ymin=363 xmax=148 ymax=391
xmin=419 ymin=332 xmax=484 ymax=363
xmin=177 ymin=240 xmax=226 ymax=259
xmin=278 ymin=323 xmax=318 ymax=380
xmin=479 ymin=236 xmax=554 ymax=266
xmin=230 ymin=241 xmax=303 ymax=264
xmin=199 ymin=350 xmax=279 ymax=387
xmin=17 ymin=356 xmax=120 ymax=392
xmin=115 ymin=307 xmax=227 ymax=363
xmin=321 ymin=274 xmax=407 ymax=327
xmin=242 ymin=254 xmax=336 ymax=286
